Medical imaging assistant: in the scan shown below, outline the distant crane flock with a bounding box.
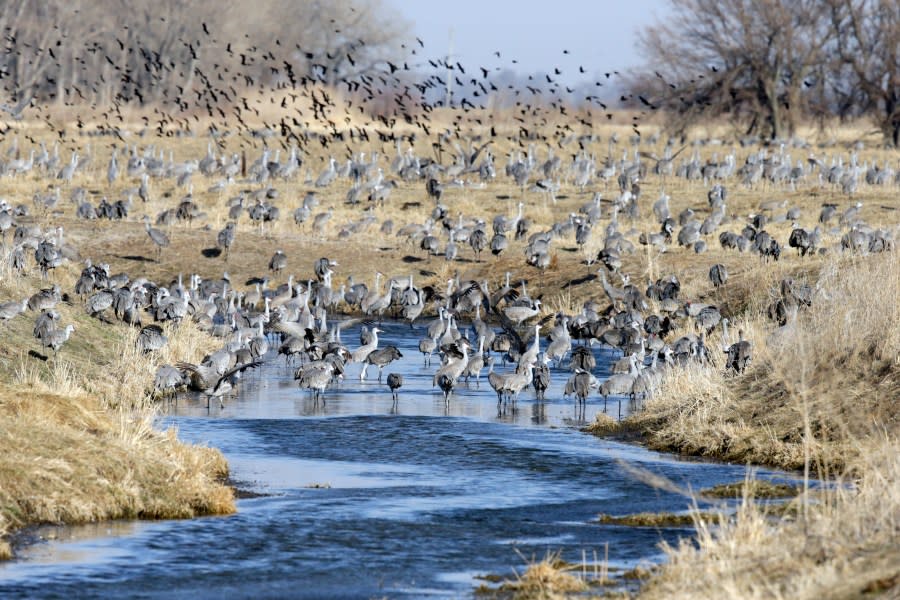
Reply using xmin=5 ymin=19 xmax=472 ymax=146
xmin=0 ymin=17 xmax=896 ymax=418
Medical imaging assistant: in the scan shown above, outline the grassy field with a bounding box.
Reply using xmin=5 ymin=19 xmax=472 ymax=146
xmin=0 ymin=112 xmax=897 ymax=597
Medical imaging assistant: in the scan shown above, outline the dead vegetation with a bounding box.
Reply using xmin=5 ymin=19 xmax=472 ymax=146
xmin=605 ymin=245 xmax=900 ymax=599
xmin=627 ymin=252 xmax=900 ymax=472
xmin=0 ymin=261 xmax=233 ymax=557
xmin=639 ymin=440 xmax=900 ymax=599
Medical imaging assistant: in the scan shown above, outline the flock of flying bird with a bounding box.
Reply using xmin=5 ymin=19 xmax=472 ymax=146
xmin=0 ymin=15 xmax=897 ymax=418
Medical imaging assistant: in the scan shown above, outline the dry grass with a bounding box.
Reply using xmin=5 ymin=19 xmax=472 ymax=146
xmin=0 ymin=388 xmax=234 ymax=531
xmin=1 ymin=115 xmax=898 ymax=591
xmin=700 ymin=480 xmax=799 ymax=499
xmin=0 ymin=264 xmax=230 ymax=557
xmin=609 ymin=251 xmax=900 ymax=599
xmin=496 ymin=552 xmax=589 ymax=600
xmin=639 ymin=439 xmax=900 ymax=599
xmin=596 ymin=512 xmax=715 ymax=528
xmin=627 ymin=252 xmax=900 ymax=472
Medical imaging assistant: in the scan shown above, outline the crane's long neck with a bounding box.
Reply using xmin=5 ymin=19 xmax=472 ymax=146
xmin=532 ymin=325 xmax=540 ymax=354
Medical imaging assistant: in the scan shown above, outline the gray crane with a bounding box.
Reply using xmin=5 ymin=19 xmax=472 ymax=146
xmin=137 ymin=324 xmax=168 ymax=353
xmin=462 ymin=337 xmax=486 ymax=387
xmin=499 ymin=363 xmax=534 ymax=405
xmin=365 ymin=345 xmax=403 ymax=382
xmin=418 ymin=336 xmax=437 ymax=366
xmin=568 ymin=345 xmax=596 ymax=372
xmin=269 ymin=250 xmax=287 ymax=274
xmin=295 ymin=358 xmax=343 ymax=402
xmin=469 ymin=228 xmax=487 ymax=260
xmin=600 ymin=354 xmax=640 ymax=419
xmin=532 ymin=354 xmax=551 ymax=400
xmin=217 ymin=222 xmax=236 ymax=260
xmin=143 ymin=215 xmax=169 ymax=260
xmin=437 ymin=373 xmax=456 ymax=403
xmin=566 ymin=368 xmax=597 ymax=405
xmin=709 ymin=264 xmax=728 ymax=288
xmin=154 ymin=365 xmax=187 ymax=400
xmin=722 ymin=318 xmax=752 ymax=373
xmin=490 ymin=232 xmax=508 ymax=257
xmin=0 ymin=298 xmax=28 ymax=325
xmin=504 ymin=299 xmax=541 ymax=325
xmin=433 ymin=339 xmax=471 ymax=391
xmin=177 ymin=359 xmax=264 ymax=408
xmin=40 ymin=323 xmax=75 ymax=356
xmin=386 ymin=372 xmax=403 ymax=403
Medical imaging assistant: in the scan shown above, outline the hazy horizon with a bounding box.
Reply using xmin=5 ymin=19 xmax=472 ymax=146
xmin=387 ymin=0 xmax=669 ymax=88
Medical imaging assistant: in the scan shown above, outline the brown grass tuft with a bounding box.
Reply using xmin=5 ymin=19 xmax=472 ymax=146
xmin=498 ymin=552 xmax=588 ymax=599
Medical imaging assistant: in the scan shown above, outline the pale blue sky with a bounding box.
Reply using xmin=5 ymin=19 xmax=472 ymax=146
xmin=387 ymin=0 xmax=669 ymax=86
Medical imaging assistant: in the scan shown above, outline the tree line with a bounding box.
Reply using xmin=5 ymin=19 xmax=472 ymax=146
xmin=627 ymin=0 xmax=900 ymax=146
xmin=0 ymin=0 xmax=407 ymax=115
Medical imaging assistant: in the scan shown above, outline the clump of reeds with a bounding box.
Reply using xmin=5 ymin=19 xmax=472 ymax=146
xmin=498 ymin=552 xmax=588 ymax=599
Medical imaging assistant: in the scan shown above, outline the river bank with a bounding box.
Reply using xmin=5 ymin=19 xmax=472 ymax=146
xmin=586 ymin=252 xmax=900 ymax=599
xmin=0 ymin=261 xmax=235 ymax=559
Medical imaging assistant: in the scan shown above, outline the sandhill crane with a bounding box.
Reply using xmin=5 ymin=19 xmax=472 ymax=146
xmin=600 ymin=354 xmax=640 ymax=419
xmin=504 ymin=299 xmax=541 ymax=325
xmin=143 ymin=215 xmax=169 ymax=260
xmin=40 ymin=323 xmax=75 ymax=356
xmin=490 ymin=232 xmax=508 ymax=257
xmin=28 ymin=284 xmax=61 ymax=311
xmin=0 ymin=298 xmax=28 ymax=325
xmin=437 ymin=373 xmax=456 ymax=403
xmin=599 ymin=270 xmax=628 ymax=304
xmin=154 ymin=365 xmax=187 ymax=399
xmin=462 ymin=336 xmax=486 ymax=386
xmin=364 ymin=280 xmax=396 ymax=320
xmin=177 ymin=360 xmax=264 ymax=408
xmin=532 ymin=354 xmax=551 ymax=400
xmin=137 ymin=324 xmax=167 ymax=353
xmin=217 ymin=222 xmax=236 ymax=260
xmin=295 ymin=359 xmax=342 ymax=402
xmin=107 ymin=148 xmax=119 ymax=185
xmin=545 ymin=317 xmax=571 ymax=366
xmin=469 ymin=228 xmax=487 ymax=260
xmin=365 ymin=345 xmax=403 ymax=382
xmin=433 ymin=339 xmax=471 ymax=391
xmin=566 ymin=368 xmax=597 ymax=405
xmin=500 ymin=363 xmax=534 ymax=405
xmin=269 ymin=250 xmax=287 ymax=274
xmin=722 ymin=318 xmax=752 ymax=373
xmin=709 ymin=263 xmax=728 ymax=288
xmin=569 ymin=345 xmax=596 ymax=372
xmin=386 ymin=372 xmax=402 ymax=403
xmin=419 ymin=336 xmax=437 ymax=367
xmin=788 ymin=225 xmax=812 ymax=256
xmin=352 ymin=326 xmax=382 ymax=379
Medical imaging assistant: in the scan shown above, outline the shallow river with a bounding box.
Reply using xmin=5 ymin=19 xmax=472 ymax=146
xmin=0 ymin=320 xmax=795 ymax=598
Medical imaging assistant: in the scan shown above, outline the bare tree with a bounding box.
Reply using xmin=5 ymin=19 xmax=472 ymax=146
xmin=826 ymin=0 xmax=900 ymax=146
xmin=629 ymin=0 xmax=827 ymax=140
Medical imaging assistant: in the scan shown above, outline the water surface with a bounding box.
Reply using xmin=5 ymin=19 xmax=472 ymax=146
xmin=0 ymin=321 xmax=796 ymax=598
